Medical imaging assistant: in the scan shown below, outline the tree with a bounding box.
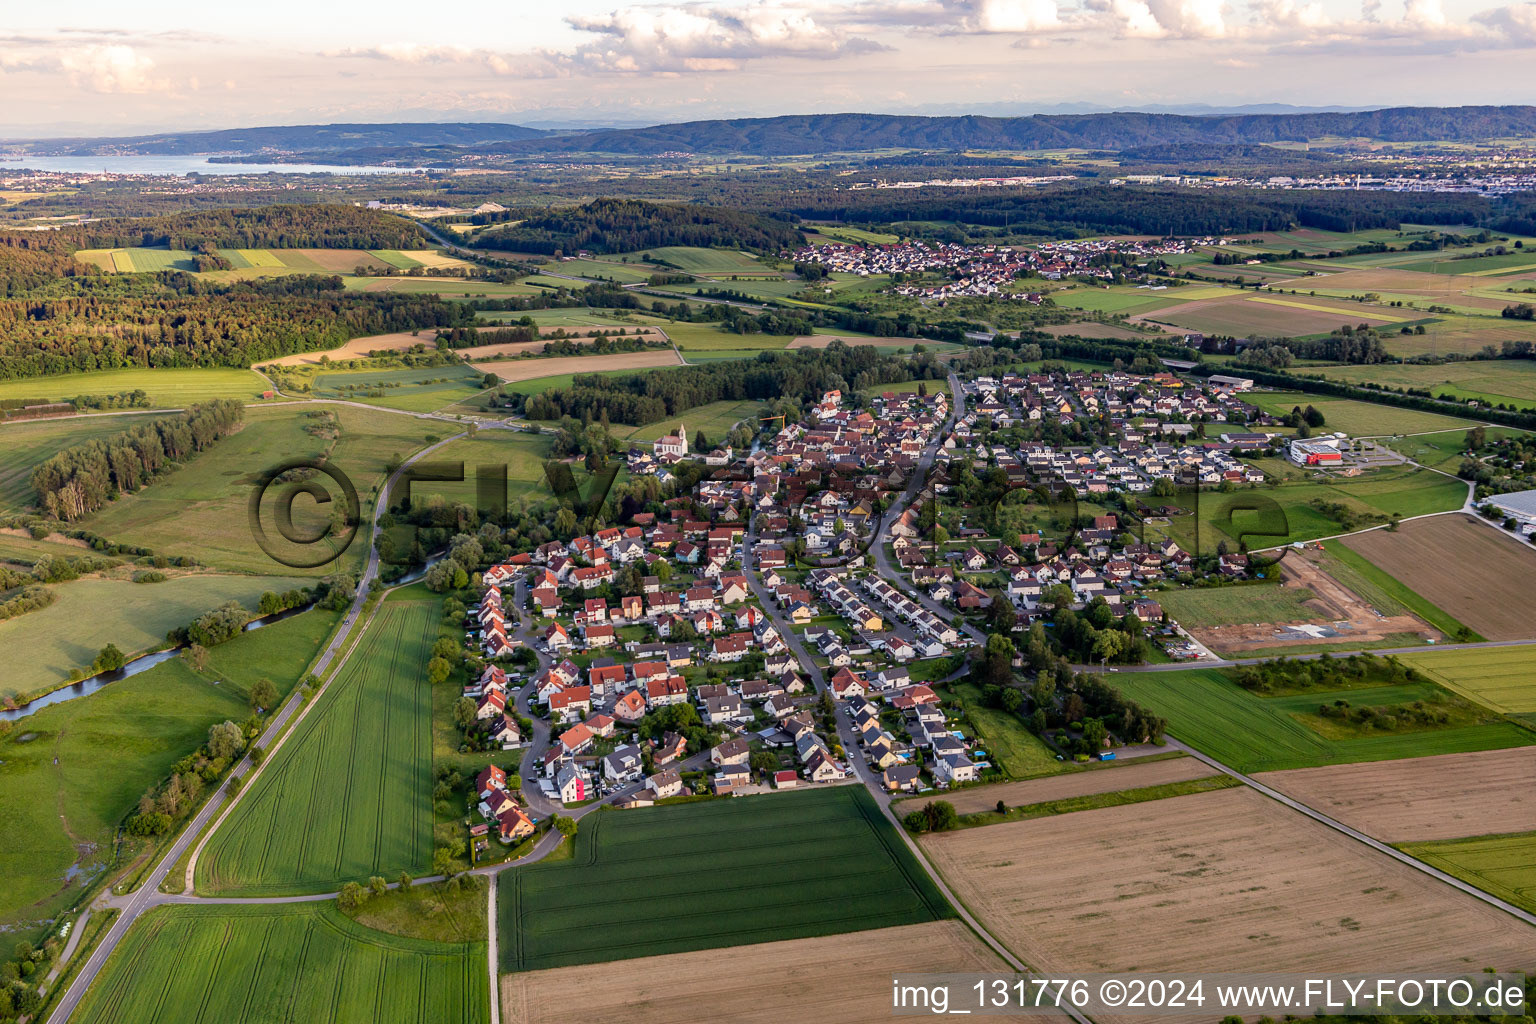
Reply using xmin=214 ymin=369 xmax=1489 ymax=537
xmin=979 ymin=632 xmax=1015 ymax=688
xmin=427 ymin=657 xmax=452 ymax=686
xmin=554 ymin=815 xmax=578 ymax=837
xmin=207 ymin=720 xmax=245 ymax=760
xmin=337 ymin=881 xmax=368 ymax=911
xmin=1091 ymin=630 xmax=1128 ymax=664
xmin=1081 ymin=717 xmax=1109 ymax=752
xmin=921 ymin=800 xmax=958 ymax=832
xmin=368 ymin=876 xmax=388 ymax=897
xmin=1031 ymin=669 xmax=1056 ymax=710
xmin=93 ymin=643 xmax=126 ymax=674
xmin=398 ymin=871 xmax=413 ymax=889
xmin=250 ymin=677 xmax=279 ymax=712
xmin=454 ymin=696 xmax=478 ymax=729
xmin=185 ymin=643 xmax=210 ymax=672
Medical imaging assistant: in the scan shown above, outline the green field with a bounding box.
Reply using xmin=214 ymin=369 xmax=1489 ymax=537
xmin=631 ymin=315 xmax=791 ymax=352
xmin=1398 ymin=831 xmax=1536 ymax=914
xmin=0 ymin=608 xmax=335 ymax=934
xmin=1398 ymin=645 xmax=1536 ymax=713
xmin=1244 ymin=391 xmax=1481 ymax=436
xmin=401 ymin=429 xmax=555 ymax=505
xmin=1386 ymin=426 xmax=1531 ymax=470
xmin=311 ymin=363 xmax=486 ymax=412
xmin=498 ymin=787 xmax=953 ymax=972
xmin=498 ymin=363 xmax=673 ymax=397
xmin=1292 ymin=361 xmax=1536 ymax=409
xmin=197 ymin=600 xmax=437 ymax=894
xmin=1157 ymin=583 xmax=1317 ymax=629
xmin=71 ymin=901 xmax=487 ymax=1024
xmin=0 ymin=573 xmax=311 ymax=702
xmin=86 ymin=404 xmax=440 ymax=575
xmin=0 ymin=367 xmax=270 ymax=408
xmin=544 ymin=257 xmax=657 ymax=283
xmin=947 ymin=682 xmax=1064 ymax=778
xmin=0 ymin=415 xmax=140 ymax=511
xmin=611 ymin=398 xmax=763 ymax=443
xmin=1116 ymin=669 xmax=1534 ymax=773
xmin=620 ymin=246 xmax=774 ymax=276
xmin=1398 ymin=251 xmax=1536 ymax=275
xmin=809 ymin=226 xmax=900 ymax=244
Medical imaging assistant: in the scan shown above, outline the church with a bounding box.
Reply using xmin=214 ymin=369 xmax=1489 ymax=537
xmin=654 ymin=424 xmax=688 ymax=460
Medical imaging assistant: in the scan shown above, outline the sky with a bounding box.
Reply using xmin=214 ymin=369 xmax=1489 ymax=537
xmin=2 ymin=0 xmax=1535 ymax=136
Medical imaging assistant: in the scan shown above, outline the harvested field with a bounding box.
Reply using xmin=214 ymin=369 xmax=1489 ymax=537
xmin=1255 ymin=748 xmax=1536 ymax=842
xmin=1181 ymin=549 xmax=1438 ymax=654
xmin=921 ymin=786 xmax=1536 ymax=992
xmin=480 ymin=350 xmax=683 ymax=383
xmin=259 ymin=330 xmax=436 ymax=367
xmin=917 ymin=755 xmax=1217 ymax=815
xmin=500 ymin=921 xmax=1001 ymax=1024
xmin=1342 ymin=515 xmax=1536 ymax=640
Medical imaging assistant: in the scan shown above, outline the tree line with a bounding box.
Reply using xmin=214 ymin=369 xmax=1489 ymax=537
xmin=471 ymin=197 xmax=804 ymax=255
xmin=31 ymin=399 xmax=244 ymax=521
xmin=51 ymin=204 xmax=431 ymax=251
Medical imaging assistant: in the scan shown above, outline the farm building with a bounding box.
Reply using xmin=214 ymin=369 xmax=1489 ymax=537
xmin=1487 ymin=488 xmax=1536 ymax=531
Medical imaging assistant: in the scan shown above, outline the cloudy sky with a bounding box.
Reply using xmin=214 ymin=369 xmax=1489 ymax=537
xmin=2 ymin=0 xmax=1534 ymax=135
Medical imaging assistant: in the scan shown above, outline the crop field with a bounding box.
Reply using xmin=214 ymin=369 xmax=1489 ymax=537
xmin=0 ymin=573 xmax=310 ymax=702
xmin=1139 ymin=295 xmax=1407 ymax=337
xmin=610 ymin=398 xmax=762 ymax=443
xmin=1243 ymin=391 xmax=1479 ymax=435
xmin=197 ymin=599 xmax=437 ymax=895
xmin=621 ymin=246 xmax=775 ymax=276
xmin=71 ymin=902 xmax=487 ymax=1024
xmin=481 ymin=350 xmax=683 ymax=384
xmin=1400 ymin=831 xmax=1536 ymax=914
xmin=501 ymin=920 xmax=999 ymax=1024
xmin=1342 ymin=515 xmax=1536 ymax=640
xmin=808 ymin=225 xmax=901 ymax=244
xmin=1157 ymin=582 xmax=1318 ymax=629
xmin=1114 ymin=669 xmax=1533 ymax=773
xmin=1255 ymin=748 xmax=1536 ymax=842
xmin=311 ymin=362 xmax=487 ymax=412
xmin=1292 ymin=360 xmax=1536 ymax=408
xmin=75 ymin=246 xmax=468 ymax=275
xmin=919 ymin=754 xmax=1216 ymax=816
xmin=0 ymin=607 xmax=335 ymax=934
xmin=0 ymin=367 xmax=270 ymax=407
xmin=499 ymin=364 xmax=672 ymax=397
xmin=1399 ymin=251 xmax=1536 ymax=275
xmin=86 ymin=404 xmax=440 ymax=575
xmin=0 ymin=415 xmax=138 ymax=511
xmin=258 ymin=330 xmax=439 ymax=367
xmin=1052 ymin=285 xmax=1235 ymax=316
xmin=497 ymin=787 xmax=953 ymax=972
xmin=1398 ymin=645 xmax=1536 ymax=713
xmin=921 ymin=786 xmax=1536 ymax=988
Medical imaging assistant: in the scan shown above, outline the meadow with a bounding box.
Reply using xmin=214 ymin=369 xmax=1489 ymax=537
xmin=0 ymin=415 xmax=138 ymax=511
xmin=497 ymin=364 xmax=672 ymax=398
xmin=85 ymin=404 xmax=441 ymax=575
xmin=400 ymin=429 xmax=555 ymax=506
xmin=310 ymin=362 xmax=487 ymax=412
xmin=70 ymin=902 xmax=487 ymax=1024
xmin=1388 ymin=426 xmax=1530 ymax=471
xmin=1156 ymin=582 xmax=1318 ymax=629
xmin=0 ymin=367 xmax=270 ymax=407
xmin=1243 ymin=390 xmax=1480 ymax=436
xmin=0 ymin=608 xmax=335 ymax=936
xmin=1398 ymin=645 xmax=1536 ymax=714
xmin=196 ymin=599 xmax=438 ymax=895
xmin=1399 ymin=831 xmax=1536 ymax=914
xmin=497 ymin=787 xmax=953 ymax=972
xmin=620 ymin=246 xmax=776 ymax=276
xmin=610 ymin=398 xmax=764 ymax=444
xmin=946 ymin=681 xmax=1064 ymax=778
xmin=0 ymin=573 xmax=312 ymax=702
xmin=1115 ymin=668 xmax=1534 ymax=773
xmin=630 ymin=315 xmax=793 ymax=352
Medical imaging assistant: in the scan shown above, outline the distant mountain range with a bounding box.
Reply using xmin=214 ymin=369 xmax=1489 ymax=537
xmin=7 ymin=106 xmax=1535 ymax=161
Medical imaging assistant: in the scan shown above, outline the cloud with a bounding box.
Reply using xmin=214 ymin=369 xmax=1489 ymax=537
xmin=56 ymin=45 xmax=168 ymax=93
xmin=1475 ymin=0 xmax=1536 ymax=41
xmin=566 ymin=2 xmax=883 ymax=71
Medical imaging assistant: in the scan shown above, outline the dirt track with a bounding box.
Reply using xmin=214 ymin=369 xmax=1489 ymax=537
xmin=1343 ymin=515 xmax=1536 ymax=640
xmin=1187 ymin=548 xmax=1436 ymax=653
xmin=1256 ymin=748 xmax=1536 ymax=842
xmin=921 ymin=785 xmax=1536 ymax=1024
xmin=500 ymin=921 xmax=1006 ymax=1024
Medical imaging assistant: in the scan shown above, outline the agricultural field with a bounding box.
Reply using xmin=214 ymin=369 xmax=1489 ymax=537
xmin=1243 ymin=390 xmax=1481 ymax=436
xmin=1398 ymin=250 xmax=1536 ymax=275
xmin=620 ymin=246 xmax=778 ymax=277
xmin=1400 ymin=831 xmax=1536 ymax=915
xmin=543 ymin=257 xmax=657 ymax=283
xmin=0 ymin=367 xmax=270 ymax=408
xmin=0 ymin=607 xmax=335 ymax=935
xmin=1138 ymin=294 xmax=1408 ymax=337
xmin=497 ymin=364 xmax=673 ymax=398
xmin=0 ymin=415 xmax=140 ymax=511
xmin=1114 ymin=668 xmax=1533 ymax=773
xmin=501 ymin=920 xmax=1000 ymax=1024
xmin=74 ymin=246 xmax=469 ymax=275
xmin=1398 ymin=645 xmax=1536 ymax=713
xmin=310 ymin=362 xmax=487 ymax=413
xmin=480 ymin=350 xmax=683 ymax=384
xmin=921 ymin=786 xmax=1536 ymax=985
xmin=628 ymin=316 xmax=791 ymax=353
xmin=1342 ymin=515 xmax=1536 ymax=640
xmin=349 ymin=277 xmax=545 ymax=297
xmin=0 ymin=573 xmax=311 ymax=703
xmin=610 ymin=398 xmax=763 ymax=443
xmin=258 ymin=330 xmax=439 ymax=368
xmin=1292 ymin=360 xmax=1536 ymax=409
xmin=85 ymin=404 xmax=441 ymax=575
xmin=196 ymin=599 xmax=438 ymax=895
xmin=919 ymin=754 xmax=1216 ymax=816
xmin=1315 ymin=541 xmax=1472 ymax=639
xmin=497 ymin=787 xmax=953 ymax=972
xmin=807 ymin=225 xmax=901 ymax=244
xmin=1255 ymin=748 xmax=1536 ymax=842
xmin=1156 ymin=582 xmax=1318 ymax=629
xmin=70 ymin=902 xmax=487 ymax=1024
xmin=1052 ymin=285 xmax=1236 ymax=316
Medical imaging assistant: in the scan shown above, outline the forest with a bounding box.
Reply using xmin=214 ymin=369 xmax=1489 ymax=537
xmin=471 ymin=198 xmax=804 ymax=255
xmin=30 ymin=399 xmax=245 ymax=520
xmin=518 ymin=343 xmax=948 ymax=425
xmin=54 ymin=204 xmax=431 ymax=251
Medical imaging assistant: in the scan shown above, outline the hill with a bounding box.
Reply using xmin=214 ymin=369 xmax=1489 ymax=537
xmin=11 ymin=121 xmax=546 ymax=156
